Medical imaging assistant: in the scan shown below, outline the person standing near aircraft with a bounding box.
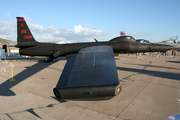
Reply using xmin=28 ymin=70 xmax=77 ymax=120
xmin=172 ymin=49 xmax=174 ymax=58
xmin=174 ymin=49 xmax=177 ymax=58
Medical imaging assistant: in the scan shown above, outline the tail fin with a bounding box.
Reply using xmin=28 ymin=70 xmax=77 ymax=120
xmin=16 ymin=17 xmax=38 ymax=44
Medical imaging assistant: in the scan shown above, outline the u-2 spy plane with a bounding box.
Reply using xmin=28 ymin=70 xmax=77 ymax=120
xmin=15 ymin=17 xmax=174 ymax=100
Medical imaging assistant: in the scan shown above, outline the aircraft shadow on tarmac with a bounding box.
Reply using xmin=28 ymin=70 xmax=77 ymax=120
xmin=117 ymin=66 xmax=180 ymax=81
xmin=0 ymin=57 xmax=66 ymax=96
xmin=124 ymin=63 xmax=180 ymax=71
xmin=2 ymin=103 xmax=60 ymax=119
xmin=167 ymin=61 xmax=180 ymax=64
xmin=51 ymin=96 xmax=67 ymax=103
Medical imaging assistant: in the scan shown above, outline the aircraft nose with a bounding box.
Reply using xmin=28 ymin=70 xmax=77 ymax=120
xmin=167 ymin=45 xmax=174 ymax=49
xmin=163 ymin=45 xmax=174 ymax=51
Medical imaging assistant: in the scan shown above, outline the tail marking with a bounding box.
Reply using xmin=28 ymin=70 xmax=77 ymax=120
xmin=16 ymin=17 xmax=37 ymax=44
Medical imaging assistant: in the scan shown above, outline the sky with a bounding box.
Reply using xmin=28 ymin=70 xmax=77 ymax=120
xmin=0 ymin=0 xmax=180 ymax=43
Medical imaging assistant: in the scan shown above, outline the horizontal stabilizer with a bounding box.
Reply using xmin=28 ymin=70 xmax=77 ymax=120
xmin=15 ymin=43 xmax=37 ymax=47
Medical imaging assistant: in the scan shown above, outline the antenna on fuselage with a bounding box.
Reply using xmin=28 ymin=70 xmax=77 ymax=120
xmin=94 ymin=38 xmax=98 ymax=42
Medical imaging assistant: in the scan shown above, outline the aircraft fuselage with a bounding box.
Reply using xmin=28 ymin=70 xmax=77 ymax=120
xmin=19 ymin=41 xmax=173 ymax=58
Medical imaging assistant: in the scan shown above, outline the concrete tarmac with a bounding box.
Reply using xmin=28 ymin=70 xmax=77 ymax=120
xmin=0 ymin=53 xmax=180 ymax=120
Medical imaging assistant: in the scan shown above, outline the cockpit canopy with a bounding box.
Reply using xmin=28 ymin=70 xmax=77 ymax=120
xmin=110 ymin=36 xmax=136 ymax=42
xmin=136 ymin=39 xmax=151 ymax=43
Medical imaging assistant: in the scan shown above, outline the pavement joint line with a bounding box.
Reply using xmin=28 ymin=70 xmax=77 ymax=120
xmin=114 ymin=61 xmax=156 ymax=119
xmin=42 ymin=105 xmax=65 ymax=119
xmin=61 ymin=105 xmax=116 ymax=120
xmin=114 ymin=81 xmax=152 ymax=120
xmin=26 ymin=85 xmax=53 ymax=93
xmin=69 ymin=102 xmax=117 ymax=119
xmin=2 ymin=92 xmax=48 ymax=115
xmin=12 ymin=109 xmax=32 ymax=120
xmin=0 ymin=74 xmax=9 ymax=79
xmin=115 ymin=60 xmax=169 ymax=119
xmin=8 ymin=103 xmax=61 ymax=120
xmin=143 ymin=61 xmax=153 ymax=69
xmin=75 ymin=105 xmax=116 ymax=120
xmin=150 ymin=82 xmax=180 ymax=89
xmin=15 ymin=103 xmax=64 ymax=120
xmin=89 ymin=112 xmax=99 ymax=120
xmin=74 ymin=110 xmax=89 ymax=120
xmin=62 ymin=108 xmax=81 ymax=120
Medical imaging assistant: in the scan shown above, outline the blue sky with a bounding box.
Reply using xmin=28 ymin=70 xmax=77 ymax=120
xmin=0 ymin=0 xmax=180 ymax=42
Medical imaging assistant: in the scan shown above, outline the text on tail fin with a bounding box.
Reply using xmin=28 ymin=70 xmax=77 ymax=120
xmin=17 ymin=17 xmax=37 ymax=44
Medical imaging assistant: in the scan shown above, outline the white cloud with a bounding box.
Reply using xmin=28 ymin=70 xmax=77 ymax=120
xmin=21 ymin=14 xmax=32 ymax=21
xmin=46 ymin=26 xmax=56 ymax=33
xmin=29 ymin=22 xmax=109 ymax=42
xmin=0 ymin=35 xmax=14 ymax=39
xmin=74 ymin=25 xmax=83 ymax=33
xmin=131 ymin=32 xmax=153 ymax=38
xmin=0 ymin=20 xmax=14 ymax=34
xmin=0 ymin=15 xmax=109 ymax=42
xmin=53 ymin=25 xmax=109 ymax=42
xmin=41 ymin=35 xmax=53 ymax=40
xmin=28 ymin=23 xmax=44 ymax=34
xmin=6 ymin=13 xmax=12 ymax=19
xmin=0 ymin=20 xmax=16 ymax=40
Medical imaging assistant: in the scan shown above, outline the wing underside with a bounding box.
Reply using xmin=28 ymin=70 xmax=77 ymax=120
xmin=54 ymin=45 xmax=121 ymax=100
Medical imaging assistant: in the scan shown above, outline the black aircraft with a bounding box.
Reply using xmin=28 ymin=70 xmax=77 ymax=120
xmin=15 ymin=17 xmax=174 ymax=100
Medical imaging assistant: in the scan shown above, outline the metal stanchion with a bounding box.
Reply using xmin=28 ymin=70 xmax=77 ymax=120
xmin=9 ymin=62 xmax=15 ymax=81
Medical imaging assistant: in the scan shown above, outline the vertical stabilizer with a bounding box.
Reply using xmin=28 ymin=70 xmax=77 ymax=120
xmin=16 ymin=17 xmax=37 ymax=44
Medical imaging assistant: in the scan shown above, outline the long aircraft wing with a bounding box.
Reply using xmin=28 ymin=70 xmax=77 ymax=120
xmin=53 ymin=45 xmax=121 ymax=100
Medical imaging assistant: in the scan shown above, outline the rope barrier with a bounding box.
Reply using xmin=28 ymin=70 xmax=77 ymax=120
xmin=0 ymin=60 xmax=15 ymax=81
xmin=0 ymin=60 xmax=11 ymax=72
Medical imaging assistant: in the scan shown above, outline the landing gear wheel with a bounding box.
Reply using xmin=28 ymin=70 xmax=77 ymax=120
xmin=44 ymin=58 xmax=50 ymax=63
xmin=44 ymin=57 xmax=53 ymax=63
